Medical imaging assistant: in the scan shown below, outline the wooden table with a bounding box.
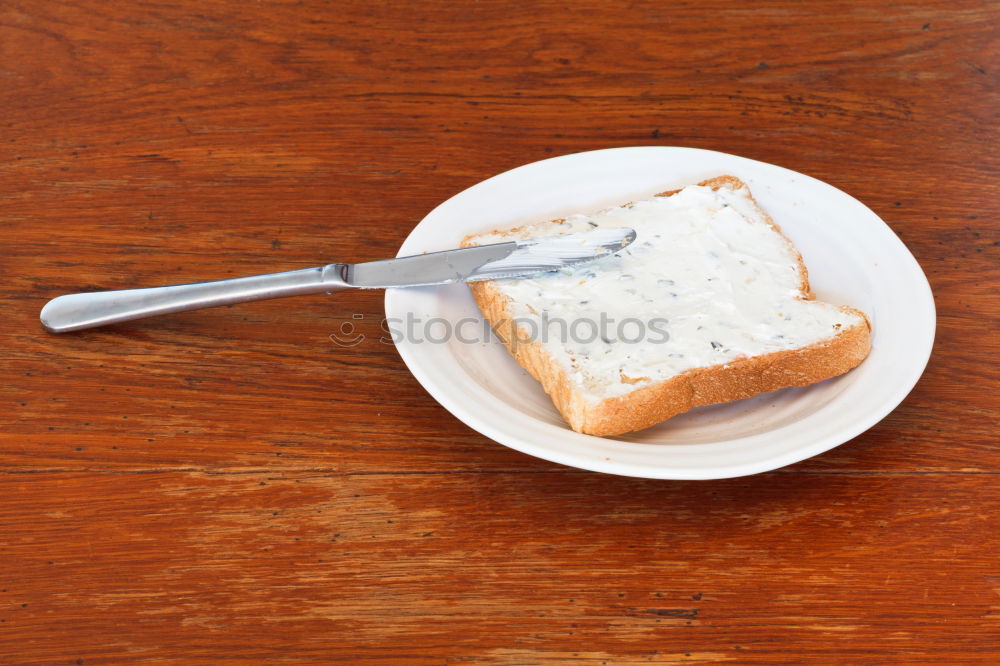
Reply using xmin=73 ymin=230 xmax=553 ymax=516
xmin=2 ymin=1 xmax=997 ymax=662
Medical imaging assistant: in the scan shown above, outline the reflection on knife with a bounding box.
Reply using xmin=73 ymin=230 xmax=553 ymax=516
xmin=40 ymin=227 xmax=636 ymax=333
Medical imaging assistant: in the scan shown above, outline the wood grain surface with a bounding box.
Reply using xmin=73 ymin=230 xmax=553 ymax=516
xmin=1 ymin=0 xmax=998 ymax=663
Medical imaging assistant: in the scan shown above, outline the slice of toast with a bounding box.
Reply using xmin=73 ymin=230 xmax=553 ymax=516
xmin=462 ymin=176 xmax=872 ymax=436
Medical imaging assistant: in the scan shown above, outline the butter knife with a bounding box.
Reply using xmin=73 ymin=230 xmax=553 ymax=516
xmin=40 ymin=227 xmax=636 ymax=333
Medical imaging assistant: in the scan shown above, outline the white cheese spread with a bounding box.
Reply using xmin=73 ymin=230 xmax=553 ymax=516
xmin=467 ymin=183 xmax=863 ymax=401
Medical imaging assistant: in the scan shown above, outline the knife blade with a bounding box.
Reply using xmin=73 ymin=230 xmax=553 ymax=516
xmin=40 ymin=227 xmax=636 ymax=333
xmin=348 ymin=226 xmax=636 ymax=287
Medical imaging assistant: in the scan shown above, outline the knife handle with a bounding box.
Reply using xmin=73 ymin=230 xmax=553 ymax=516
xmin=40 ymin=264 xmax=351 ymax=333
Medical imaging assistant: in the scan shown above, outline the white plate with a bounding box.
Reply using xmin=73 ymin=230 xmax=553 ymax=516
xmin=385 ymin=147 xmax=935 ymax=479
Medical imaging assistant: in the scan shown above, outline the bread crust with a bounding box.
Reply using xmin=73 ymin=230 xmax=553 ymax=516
xmin=463 ymin=176 xmax=872 ymax=436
